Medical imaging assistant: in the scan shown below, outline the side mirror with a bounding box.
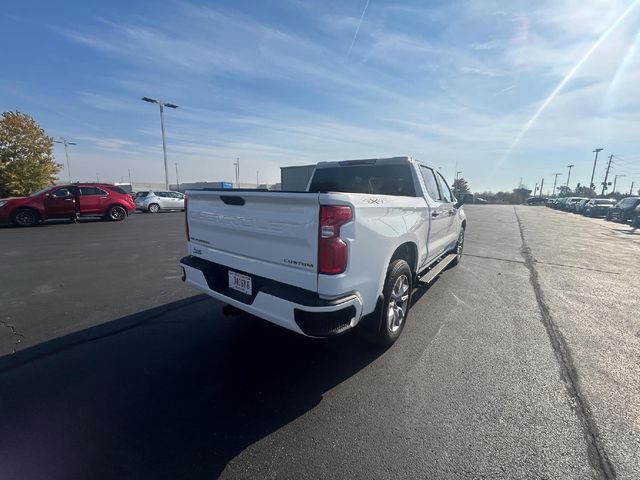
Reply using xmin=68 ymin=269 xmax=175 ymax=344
xmin=454 ymin=200 xmax=463 ymax=209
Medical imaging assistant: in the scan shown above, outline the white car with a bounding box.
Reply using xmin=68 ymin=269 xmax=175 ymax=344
xmin=135 ymin=190 xmax=185 ymax=213
xmin=180 ymin=156 xmax=466 ymax=345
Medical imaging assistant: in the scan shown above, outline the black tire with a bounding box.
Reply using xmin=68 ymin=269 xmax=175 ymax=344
xmin=375 ymin=259 xmax=412 ymax=347
xmin=619 ymin=212 xmax=627 ymax=224
xmin=12 ymin=208 xmax=39 ymax=227
xmin=633 ymin=215 xmax=640 ymax=229
xmin=107 ymin=205 xmax=127 ymax=221
xmin=148 ymin=203 xmax=160 ymax=213
xmin=450 ymin=227 xmax=465 ymax=267
xmin=606 ymin=211 xmax=612 ymax=221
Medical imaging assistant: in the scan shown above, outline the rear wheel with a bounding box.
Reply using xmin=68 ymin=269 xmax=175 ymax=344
xmin=107 ymin=205 xmax=127 ymax=221
xmin=148 ymin=203 xmax=160 ymax=213
xmin=606 ymin=211 xmax=612 ymax=221
xmin=633 ymin=215 xmax=640 ymax=228
xmin=375 ymin=259 xmax=412 ymax=347
xmin=619 ymin=212 xmax=627 ymax=223
xmin=12 ymin=208 xmax=39 ymax=227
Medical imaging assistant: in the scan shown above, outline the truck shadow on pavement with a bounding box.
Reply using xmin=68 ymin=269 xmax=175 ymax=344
xmin=0 ymin=295 xmax=388 ymax=480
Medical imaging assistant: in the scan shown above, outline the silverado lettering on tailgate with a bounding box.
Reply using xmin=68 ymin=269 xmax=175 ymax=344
xmin=194 ymin=212 xmax=297 ymax=234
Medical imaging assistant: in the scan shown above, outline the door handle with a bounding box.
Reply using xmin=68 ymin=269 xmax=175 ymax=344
xmin=431 ymin=211 xmax=440 ymax=217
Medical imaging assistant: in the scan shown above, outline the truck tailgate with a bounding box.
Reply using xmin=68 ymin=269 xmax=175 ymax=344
xmin=186 ymin=190 xmax=320 ymax=292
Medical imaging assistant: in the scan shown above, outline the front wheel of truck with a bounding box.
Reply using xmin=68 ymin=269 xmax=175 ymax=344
xmin=449 ymin=227 xmax=465 ymax=267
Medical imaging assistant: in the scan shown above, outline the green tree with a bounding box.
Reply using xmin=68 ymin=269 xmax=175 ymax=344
xmin=0 ymin=111 xmax=61 ymax=197
xmin=452 ymin=177 xmax=470 ymax=196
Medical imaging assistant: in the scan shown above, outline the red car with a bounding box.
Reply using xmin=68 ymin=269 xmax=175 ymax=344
xmin=0 ymin=183 xmax=136 ymax=227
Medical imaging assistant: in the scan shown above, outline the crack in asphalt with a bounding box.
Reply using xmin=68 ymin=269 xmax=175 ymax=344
xmin=0 ymin=319 xmax=24 ymax=354
xmin=514 ymin=208 xmax=616 ymax=480
xmin=463 ymin=253 xmax=622 ymax=275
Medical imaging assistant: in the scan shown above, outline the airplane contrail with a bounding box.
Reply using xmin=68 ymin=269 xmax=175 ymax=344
xmin=501 ymin=0 xmax=640 ymax=162
xmin=347 ymin=0 xmax=371 ymax=57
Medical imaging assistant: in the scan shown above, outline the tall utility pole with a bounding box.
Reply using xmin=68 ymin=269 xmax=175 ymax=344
xmin=601 ymin=154 xmax=613 ymax=195
xmin=142 ymin=97 xmax=179 ymax=190
xmin=256 ymin=170 xmax=259 ymax=188
xmin=613 ymin=174 xmax=625 ymax=194
xmin=175 ymin=163 xmax=180 ymax=192
xmin=552 ymin=173 xmax=562 ymax=196
xmin=590 ymin=148 xmax=603 ymax=193
xmin=53 ymin=138 xmax=77 ymax=183
xmin=566 ymin=164 xmax=575 ymax=189
xmin=534 ymin=182 xmax=539 ymax=196
xmin=540 ymin=178 xmax=544 ymax=197
xmin=128 ymin=168 xmax=133 ymax=187
xmin=630 ymin=181 xmax=635 ymax=195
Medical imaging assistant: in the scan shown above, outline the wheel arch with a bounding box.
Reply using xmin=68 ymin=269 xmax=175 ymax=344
xmin=389 ymin=241 xmax=419 ymax=278
xmin=106 ymin=203 xmax=129 ymax=215
xmin=10 ymin=206 xmax=42 ymax=222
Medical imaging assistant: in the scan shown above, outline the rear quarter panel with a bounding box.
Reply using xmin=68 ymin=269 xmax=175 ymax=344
xmin=318 ymin=192 xmax=429 ymax=316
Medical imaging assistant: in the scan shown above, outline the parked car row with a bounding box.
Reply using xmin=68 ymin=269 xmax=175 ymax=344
xmin=0 ymin=183 xmax=136 ymax=227
xmin=1 ymin=185 xmax=187 ymax=227
xmin=546 ymin=196 xmax=640 ymax=227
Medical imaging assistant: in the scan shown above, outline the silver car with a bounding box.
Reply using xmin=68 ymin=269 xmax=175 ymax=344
xmin=134 ymin=190 xmax=185 ymax=213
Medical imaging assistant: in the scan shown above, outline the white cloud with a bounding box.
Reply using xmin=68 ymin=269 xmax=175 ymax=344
xmin=44 ymin=0 xmax=640 ymax=191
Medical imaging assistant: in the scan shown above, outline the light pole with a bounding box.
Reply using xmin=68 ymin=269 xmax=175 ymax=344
xmin=233 ymin=157 xmax=240 ymax=186
xmin=256 ymin=170 xmax=259 ymax=188
xmin=456 ymin=171 xmax=462 ymax=180
xmin=142 ymin=97 xmax=179 ymax=190
xmin=566 ymin=164 xmax=575 ymax=190
xmin=175 ymin=163 xmax=180 ymax=192
xmin=128 ymin=168 xmax=133 ymax=187
xmin=552 ymin=173 xmax=562 ymax=197
xmin=53 ymin=138 xmax=77 ymax=183
xmin=613 ymin=174 xmax=625 ymax=194
xmin=589 ymin=148 xmax=603 ymax=193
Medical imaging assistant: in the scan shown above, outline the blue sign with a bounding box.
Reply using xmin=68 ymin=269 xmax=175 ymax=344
xmin=222 ymin=182 xmax=233 ymax=189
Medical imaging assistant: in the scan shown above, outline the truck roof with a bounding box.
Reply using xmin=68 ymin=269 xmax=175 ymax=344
xmin=315 ymin=156 xmax=435 ymax=170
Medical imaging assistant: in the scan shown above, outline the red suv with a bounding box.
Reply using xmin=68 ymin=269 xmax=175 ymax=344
xmin=0 ymin=183 xmax=136 ymax=227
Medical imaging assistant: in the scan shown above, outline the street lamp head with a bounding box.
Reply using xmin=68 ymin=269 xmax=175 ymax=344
xmin=142 ymin=96 xmax=158 ymax=104
xmin=164 ymin=103 xmax=179 ymax=109
xmin=68 ymin=142 xmax=77 ymax=146
xmin=567 ymin=164 xmax=575 ymax=168
xmin=593 ymin=148 xmax=603 ymax=153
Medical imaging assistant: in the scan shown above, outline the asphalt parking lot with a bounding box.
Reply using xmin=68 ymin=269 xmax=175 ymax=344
xmin=0 ymin=206 xmax=638 ymax=479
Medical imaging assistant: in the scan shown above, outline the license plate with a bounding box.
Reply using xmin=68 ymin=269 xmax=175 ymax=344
xmin=228 ymin=271 xmax=252 ymax=295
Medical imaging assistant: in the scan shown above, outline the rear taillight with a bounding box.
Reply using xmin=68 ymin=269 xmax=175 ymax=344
xmin=318 ymin=205 xmax=352 ymax=275
xmin=185 ymin=195 xmax=190 ymax=240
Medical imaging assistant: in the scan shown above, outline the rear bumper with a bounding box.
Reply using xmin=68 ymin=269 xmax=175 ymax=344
xmin=180 ymin=256 xmax=363 ymax=337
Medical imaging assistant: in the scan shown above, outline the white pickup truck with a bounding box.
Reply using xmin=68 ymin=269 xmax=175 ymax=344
xmin=180 ymin=156 xmax=466 ymax=345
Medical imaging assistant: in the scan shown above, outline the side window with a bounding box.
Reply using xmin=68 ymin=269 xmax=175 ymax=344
xmin=80 ymin=187 xmax=107 ymax=196
xmin=156 ymin=192 xmax=168 ymax=198
xmin=52 ymin=188 xmax=73 ymax=198
xmin=420 ymin=166 xmax=441 ymax=201
xmin=435 ymin=173 xmax=454 ymax=203
xmin=169 ymin=192 xmax=182 ymax=198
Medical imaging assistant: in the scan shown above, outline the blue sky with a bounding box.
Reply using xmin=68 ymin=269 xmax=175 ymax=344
xmin=2 ymin=0 xmax=640 ymax=193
